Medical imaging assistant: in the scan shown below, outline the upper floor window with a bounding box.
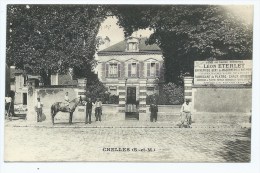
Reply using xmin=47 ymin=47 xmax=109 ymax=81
xmin=147 ymin=62 xmax=160 ymax=77
xmin=128 ymin=43 xmax=137 ymax=51
xmin=106 ymin=63 xmax=121 ymax=78
xmin=128 ymin=62 xmax=140 ymax=78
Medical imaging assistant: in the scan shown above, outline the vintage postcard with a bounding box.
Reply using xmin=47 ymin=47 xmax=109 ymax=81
xmin=2 ymin=3 xmax=255 ymax=165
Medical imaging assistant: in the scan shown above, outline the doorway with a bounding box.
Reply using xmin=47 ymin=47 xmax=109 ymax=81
xmin=23 ymin=93 xmax=27 ymax=105
xmin=125 ymin=87 xmax=139 ymax=120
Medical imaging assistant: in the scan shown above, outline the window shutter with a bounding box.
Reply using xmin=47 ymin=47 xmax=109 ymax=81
xmin=156 ymin=63 xmax=160 ymax=77
xmin=118 ymin=63 xmax=121 ymax=78
xmin=105 ymin=63 xmax=109 ymax=78
xmin=147 ymin=63 xmax=150 ymax=77
xmin=128 ymin=63 xmax=131 ymax=77
xmin=137 ymin=63 xmax=140 ymax=77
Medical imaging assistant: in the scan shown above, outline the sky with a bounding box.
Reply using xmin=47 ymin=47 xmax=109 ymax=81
xmin=97 ymin=16 xmax=153 ymax=50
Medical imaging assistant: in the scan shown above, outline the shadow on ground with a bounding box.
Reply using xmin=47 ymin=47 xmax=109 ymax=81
xmin=215 ymin=129 xmax=251 ymax=162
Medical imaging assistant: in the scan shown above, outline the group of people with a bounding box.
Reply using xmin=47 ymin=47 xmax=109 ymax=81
xmin=84 ymin=97 xmax=102 ymax=124
xmin=63 ymin=92 xmax=103 ymax=124
xmin=35 ymin=91 xmax=192 ymax=126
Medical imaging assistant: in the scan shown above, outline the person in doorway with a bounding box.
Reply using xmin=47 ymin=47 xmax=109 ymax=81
xmin=180 ymin=99 xmax=192 ymax=128
xmin=85 ymin=98 xmax=94 ymax=124
xmin=150 ymin=103 xmax=158 ymax=122
xmin=95 ymin=98 xmax=102 ymax=122
xmin=36 ymin=97 xmax=43 ymax=122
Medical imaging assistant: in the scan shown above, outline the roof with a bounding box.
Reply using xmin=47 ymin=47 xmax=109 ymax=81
xmin=98 ymin=37 xmax=161 ymax=56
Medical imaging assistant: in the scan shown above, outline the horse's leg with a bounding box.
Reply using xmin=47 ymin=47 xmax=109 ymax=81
xmin=52 ymin=113 xmax=55 ymax=125
xmin=51 ymin=106 xmax=55 ymax=125
xmin=69 ymin=112 xmax=73 ymax=124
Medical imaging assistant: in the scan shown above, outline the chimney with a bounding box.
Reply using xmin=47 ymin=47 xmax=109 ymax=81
xmin=104 ymin=36 xmax=110 ymax=48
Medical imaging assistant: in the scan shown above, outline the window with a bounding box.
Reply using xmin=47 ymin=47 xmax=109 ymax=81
xmin=105 ymin=63 xmax=121 ymax=78
xmin=109 ymin=86 xmax=117 ymax=95
xmin=147 ymin=62 xmax=160 ymax=77
xmin=109 ymin=63 xmax=117 ymax=77
xmin=127 ymin=42 xmax=138 ymax=52
xmin=128 ymin=62 xmax=139 ymax=78
xmin=150 ymin=63 xmax=155 ymax=76
xmin=131 ymin=63 xmax=136 ymax=76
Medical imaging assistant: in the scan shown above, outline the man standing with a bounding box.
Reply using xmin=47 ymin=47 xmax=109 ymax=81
xmin=95 ymin=98 xmax=102 ymax=122
xmin=85 ymin=98 xmax=93 ymax=124
xmin=5 ymin=94 xmax=13 ymax=119
xmin=180 ymin=99 xmax=192 ymax=128
xmin=36 ymin=97 xmax=43 ymax=122
xmin=150 ymin=103 xmax=158 ymax=122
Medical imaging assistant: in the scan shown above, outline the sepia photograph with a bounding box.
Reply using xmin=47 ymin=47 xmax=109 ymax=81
xmin=1 ymin=1 xmax=259 ymax=171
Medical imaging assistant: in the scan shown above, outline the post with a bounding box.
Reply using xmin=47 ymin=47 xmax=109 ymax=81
xmin=26 ymin=80 xmax=37 ymax=122
xmin=184 ymin=76 xmax=194 ymax=121
xmin=184 ymin=76 xmax=193 ymax=103
xmin=139 ymin=80 xmax=149 ymax=121
xmin=117 ymin=81 xmax=126 ymax=120
xmin=75 ymin=78 xmax=87 ymax=119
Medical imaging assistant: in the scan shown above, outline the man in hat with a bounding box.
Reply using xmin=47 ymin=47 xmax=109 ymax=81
xmin=180 ymin=99 xmax=192 ymax=128
xmin=95 ymin=98 xmax=102 ymax=122
xmin=150 ymin=103 xmax=158 ymax=122
xmin=85 ymin=98 xmax=94 ymax=124
xmin=5 ymin=94 xmax=13 ymax=119
xmin=36 ymin=97 xmax=43 ymax=122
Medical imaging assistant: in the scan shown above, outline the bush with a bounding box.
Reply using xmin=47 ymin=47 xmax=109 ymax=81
xmin=146 ymin=83 xmax=184 ymax=105
xmin=159 ymin=83 xmax=184 ymax=105
xmin=108 ymin=95 xmax=119 ymax=104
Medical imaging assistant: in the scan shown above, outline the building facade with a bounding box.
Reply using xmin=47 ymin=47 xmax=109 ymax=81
xmin=97 ymin=37 xmax=164 ymax=120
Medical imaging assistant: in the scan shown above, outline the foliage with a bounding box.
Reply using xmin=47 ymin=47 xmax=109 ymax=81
xmin=6 ymin=5 xmax=253 ymax=85
xmin=6 ymin=5 xmax=109 ymax=84
xmin=85 ymin=72 xmax=107 ymax=102
xmin=147 ymin=83 xmax=184 ymax=105
xmin=108 ymin=95 xmax=119 ymax=104
xmin=114 ymin=5 xmax=253 ymax=84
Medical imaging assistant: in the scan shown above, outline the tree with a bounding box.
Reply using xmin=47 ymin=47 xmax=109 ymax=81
xmin=6 ymin=5 xmax=109 ymax=84
xmin=114 ymin=5 xmax=253 ymax=84
xmin=7 ymin=5 xmax=253 ymax=85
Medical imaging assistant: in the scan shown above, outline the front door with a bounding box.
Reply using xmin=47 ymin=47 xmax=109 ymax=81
xmin=126 ymin=87 xmax=138 ymax=120
xmin=126 ymin=87 xmax=136 ymax=104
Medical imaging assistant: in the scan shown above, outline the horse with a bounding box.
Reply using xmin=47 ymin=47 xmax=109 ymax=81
xmin=50 ymin=98 xmax=80 ymax=125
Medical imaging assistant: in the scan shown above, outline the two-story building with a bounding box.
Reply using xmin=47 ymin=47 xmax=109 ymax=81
xmin=96 ymin=36 xmax=164 ymax=120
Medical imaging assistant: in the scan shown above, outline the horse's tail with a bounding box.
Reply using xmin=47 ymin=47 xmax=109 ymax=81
xmin=51 ymin=104 xmax=54 ymax=117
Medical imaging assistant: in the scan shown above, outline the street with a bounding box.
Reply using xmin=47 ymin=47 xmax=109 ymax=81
xmin=4 ymin=121 xmax=251 ymax=162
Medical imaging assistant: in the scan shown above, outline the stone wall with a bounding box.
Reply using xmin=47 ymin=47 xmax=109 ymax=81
xmin=192 ymin=86 xmax=252 ymax=113
xmin=27 ymin=87 xmax=77 ymax=122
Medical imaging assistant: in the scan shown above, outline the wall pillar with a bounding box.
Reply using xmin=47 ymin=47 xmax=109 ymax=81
xmin=184 ymin=76 xmax=194 ymax=121
xmin=118 ymin=81 xmax=126 ymax=120
xmin=77 ymin=78 xmax=87 ymax=100
xmin=139 ymin=80 xmax=149 ymax=121
xmin=26 ymin=81 xmax=37 ymax=122
xmin=184 ymin=76 xmax=193 ymax=102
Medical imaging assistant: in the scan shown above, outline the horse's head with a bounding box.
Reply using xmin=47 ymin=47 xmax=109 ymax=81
xmin=70 ymin=98 xmax=81 ymax=112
